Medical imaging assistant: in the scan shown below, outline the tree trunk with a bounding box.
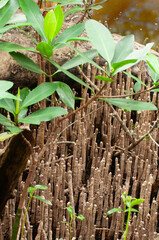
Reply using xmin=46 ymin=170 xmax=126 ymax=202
xmin=0 ymin=129 xmax=34 ymax=218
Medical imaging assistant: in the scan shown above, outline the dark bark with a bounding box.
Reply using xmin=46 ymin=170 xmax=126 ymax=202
xmin=0 ymin=129 xmax=34 ymax=218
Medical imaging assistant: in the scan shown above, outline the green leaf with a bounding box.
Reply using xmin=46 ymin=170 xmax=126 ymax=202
xmin=68 ymin=44 xmax=106 ymax=75
xmin=0 ymin=80 xmax=13 ymax=91
xmin=112 ymin=35 xmax=134 ymax=63
xmin=148 ymin=65 xmax=159 ymax=83
xmin=151 ymin=89 xmax=159 ymax=92
xmin=0 ymin=132 xmax=17 ymax=141
xmin=27 ymin=187 xmax=37 ymax=195
xmin=66 ymin=37 xmax=90 ymax=42
xmin=44 ymin=10 xmax=57 ymax=44
xmin=131 ymin=199 xmax=145 ymax=207
xmin=146 ymin=53 xmax=159 ymax=75
xmin=9 ymin=52 xmax=45 ymax=74
xmin=7 ymin=13 xmax=27 ymax=24
xmin=66 ymin=206 xmax=74 ymax=218
xmin=55 ymin=23 xmax=85 ymax=45
xmin=64 ymin=6 xmax=83 ymax=18
xmin=61 ymin=49 xmax=98 ymax=70
xmin=76 ymin=215 xmax=85 ymax=221
xmin=123 ymin=71 xmax=146 ymax=87
xmin=112 ymin=59 xmax=137 ymax=76
xmin=0 ymin=42 xmax=37 ymax=52
xmin=21 ymin=82 xmax=57 ymax=108
xmin=85 ymin=19 xmax=115 ymax=68
xmin=126 ymin=42 xmax=154 ymax=60
xmin=34 ymin=185 xmax=48 ymax=190
xmin=19 ymin=107 xmax=68 ymax=124
xmin=87 ymin=5 xmax=103 ymax=10
xmin=0 ymin=113 xmax=14 ymax=127
xmin=36 ymin=42 xmax=53 ymax=57
xmin=19 ymin=0 xmax=46 ymax=41
xmin=46 ymin=57 xmax=92 ymax=90
xmin=56 ymin=82 xmax=75 ymax=109
xmin=54 ymin=5 xmax=64 ymax=37
xmin=124 ymin=208 xmax=139 ymax=213
xmin=102 ymin=98 xmax=157 ymax=111
xmin=0 ymin=0 xmax=19 ymax=28
xmin=0 ymin=0 xmax=9 ymax=9
xmin=0 ymin=98 xmax=15 ymax=113
xmin=0 ymin=91 xmax=21 ymax=100
xmin=52 ymin=0 xmax=83 ymax=6
xmin=0 ymin=23 xmax=34 ymax=34
xmin=95 ymin=76 xmax=114 ymax=83
xmin=134 ymin=82 xmax=141 ymax=93
xmin=106 ymin=208 xmax=123 ymax=216
xmin=33 ymin=196 xmax=52 ymax=205
xmin=112 ymin=42 xmax=154 ymax=74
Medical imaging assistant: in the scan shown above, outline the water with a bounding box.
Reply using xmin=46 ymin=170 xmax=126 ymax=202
xmin=93 ymin=0 xmax=159 ymax=47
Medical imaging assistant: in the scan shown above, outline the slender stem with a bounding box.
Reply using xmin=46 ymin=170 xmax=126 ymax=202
xmin=20 ymin=193 xmax=33 ymax=239
xmin=122 ymin=203 xmax=126 ymax=234
xmin=124 ymin=207 xmax=131 ymax=240
xmin=99 ymin=85 xmax=155 ymax=99
xmin=69 ymin=217 xmax=73 ymax=240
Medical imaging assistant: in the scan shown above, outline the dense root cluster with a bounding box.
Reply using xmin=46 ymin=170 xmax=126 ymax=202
xmin=0 ymin=62 xmax=159 ymax=239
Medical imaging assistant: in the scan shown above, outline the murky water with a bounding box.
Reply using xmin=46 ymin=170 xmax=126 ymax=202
xmin=93 ymin=0 xmax=159 ymax=47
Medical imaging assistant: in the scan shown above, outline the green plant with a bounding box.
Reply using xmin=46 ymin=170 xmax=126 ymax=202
xmin=12 ymin=184 xmax=52 ymax=240
xmin=62 ymin=206 xmax=85 ymax=240
xmin=0 ymin=81 xmax=75 ymax=140
xmin=106 ymin=192 xmax=145 ymax=240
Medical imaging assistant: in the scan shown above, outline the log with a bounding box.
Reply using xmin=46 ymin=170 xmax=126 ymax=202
xmin=0 ymin=129 xmax=34 ymax=218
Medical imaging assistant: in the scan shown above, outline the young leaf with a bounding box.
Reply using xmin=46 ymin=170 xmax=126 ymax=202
xmin=27 ymin=187 xmax=37 ymax=195
xmin=19 ymin=0 xmax=46 ymax=41
xmin=102 ymin=98 xmax=157 ymax=111
xmin=56 ymin=82 xmax=75 ymax=109
xmin=34 ymin=185 xmax=48 ymax=190
xmin=66 ymin=206 xmax=74 ymax=218
xmin=54 ymin=5 xmax=64 ymax=37
xmin=146 ymin=53 xmax=159 ymax=75
xmin=112 ymin=35 xmax=134 ymax=63
xmin=0 ymin=42 xmax=37 ymax=52
xmin=85 ymin=19 xmax=115 ymax=68
xmin=0 ymin=0 xmax=19 ymax=28
xmin=106 ymin=208 xmax=123 ymax=216
xmin=19 ymin=107 xmax=68 ymax=124
xmin=0 ymin=80 xmax=13 ymax=91
xmin=36 ymin=42 xmax=53 ymax=57
xmin=9 ymin=52 xmax=45 ymax=74
xmin=33 ymin=196 xmax=52 ymax=205
xmin=44 ymin=10 xmax=57 ymax=44
xmin=130 ymin=199 xmax=145 ymax=207
xmin=76 ymin=215 xmax=85 ymax=221
xmin=21 ymin=82 xmax=58 ymax=108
